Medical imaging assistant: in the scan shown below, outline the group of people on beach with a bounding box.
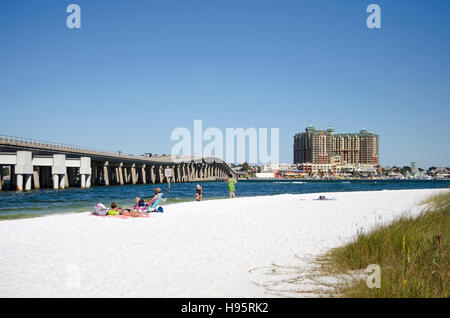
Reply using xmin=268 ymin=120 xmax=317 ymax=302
xmin=106 ymin=187 xmax=164 ymax=217
xmin=93 ymin=174 xmax=237 ymax=217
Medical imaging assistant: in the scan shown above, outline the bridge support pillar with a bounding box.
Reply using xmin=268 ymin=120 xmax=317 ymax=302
xmin=81 ymin=174 xmax=86 ymax=188
xmin=33 ymin=168 xmax=40 ymax=190
xmin=60 ymin=174 xmax=67 ymax=189
xmin=15 ymin=151 xmax=33 ymax=191
xmin=176 ymin=165 xmax=181 ymax=182
xmin=16 ymin=174 xmax=24 ymax=191
xmin=86 ymin=174 xmax=91 ymax=188
xmin=150 ymin=165 xmax=156 ymax=183
xmin=119 ymin=165 xmax=124 ymax=185
xmin=158 ymin=166 xmax=164 ymax=183
xmin=116 ymin=166 xmax=120 ymax=185
xmin=52 ymin=174 xmax=59 ymax=189
xmin=80 ymin=157 xmax=92 ymax=188
xmin=51 ymin=154 xmax=66 ymax=190
xmin=183 ymin=164 xmax=188 ymax=182
xmin=131 ymin=164 xmax=137 ymax=185
xmin=103 ymin=162 xmax=110 ymax=186
xmin=24 ymin=174 xmax=32 ymax=191
xmin=141 ymin=165 xmax=147 ymax=184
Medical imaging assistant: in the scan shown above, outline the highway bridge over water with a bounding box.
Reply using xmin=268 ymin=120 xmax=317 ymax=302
xmin=0 ymin=136 xmax=235 ymax=191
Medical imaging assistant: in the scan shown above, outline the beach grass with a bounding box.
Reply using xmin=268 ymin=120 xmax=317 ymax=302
xmin=321 ymin=191 xmax=449 ymax=298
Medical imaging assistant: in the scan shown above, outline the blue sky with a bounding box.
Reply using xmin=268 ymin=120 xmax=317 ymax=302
xmin=0 ymin=0 xmax=449 ymax=168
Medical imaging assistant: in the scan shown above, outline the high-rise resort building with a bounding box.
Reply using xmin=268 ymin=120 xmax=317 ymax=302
xmin=293 ymin=125 xmax=379 ymax=174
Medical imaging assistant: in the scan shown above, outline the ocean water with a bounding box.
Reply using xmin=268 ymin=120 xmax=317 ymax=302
xmin=0 ymin=179 xmax=448 ymax=220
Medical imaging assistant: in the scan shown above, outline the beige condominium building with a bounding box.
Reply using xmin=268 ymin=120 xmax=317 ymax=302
xmin=293 ymin=125 xmax=379 ymax=174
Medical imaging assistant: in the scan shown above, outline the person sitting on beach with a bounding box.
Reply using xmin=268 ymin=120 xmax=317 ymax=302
xmin=145 ymin=187 xmax=164 ymax=212
xmin=134 ymin=197 xmax=146 ymax=210
xmin=195 ymin=184 xmax=203 ymax=201
xmin=226 ymin=174 xmax=237 ymax=198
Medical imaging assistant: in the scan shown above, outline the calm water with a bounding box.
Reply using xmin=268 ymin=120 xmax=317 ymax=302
xmin=0 ymin=179 xmax=449 ymax=220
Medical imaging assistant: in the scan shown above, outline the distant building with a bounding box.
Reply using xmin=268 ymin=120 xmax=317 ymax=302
xmin=262 ymin=163 xmax=295 ymax=172
xmin=293 ymin=125 xmax=379 ymax=169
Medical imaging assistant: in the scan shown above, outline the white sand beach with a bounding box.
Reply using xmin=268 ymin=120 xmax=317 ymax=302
xmin=0 ymin=188 xmax=447 ymax=298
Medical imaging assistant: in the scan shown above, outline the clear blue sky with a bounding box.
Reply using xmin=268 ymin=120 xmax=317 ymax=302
xmin=1 ymin=0 xmax=449 ymax=168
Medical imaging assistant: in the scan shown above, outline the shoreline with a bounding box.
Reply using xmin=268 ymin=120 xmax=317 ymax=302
xmin=0 ymin=188 xmax=448 ymax=297
xmin=1 ymin=179 xmax=449 ymax=221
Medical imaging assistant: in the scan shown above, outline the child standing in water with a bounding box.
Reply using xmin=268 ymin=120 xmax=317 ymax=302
xmin=226 ymin=174 xmax=237 ymax=198
xmin=195 ymin=184 xmax=203 ymax=201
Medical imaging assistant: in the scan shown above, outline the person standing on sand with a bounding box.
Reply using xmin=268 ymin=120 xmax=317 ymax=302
xmin=226 ymin=174 xmax=237 ymax=198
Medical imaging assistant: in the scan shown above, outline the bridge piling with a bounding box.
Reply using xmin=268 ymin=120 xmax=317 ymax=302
xmin=24 ymin=174 xmax=32 ymax=191
xmin=16 ymin=174 xmax=23 ymax=191
xmin=119 ymin=165 xmax=124 ymax=185
xmin=141 ymin=165 xmax=147 ymax=184
xmin=103 ymin=163 xmax=110 ymax=186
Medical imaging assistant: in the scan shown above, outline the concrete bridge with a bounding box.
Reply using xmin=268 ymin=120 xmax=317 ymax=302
xmin=0 ymin=135 xmax=235 ymax=191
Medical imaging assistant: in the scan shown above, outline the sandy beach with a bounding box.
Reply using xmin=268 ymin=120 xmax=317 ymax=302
xmin=0 ymin=188 xmax=447 ymax=298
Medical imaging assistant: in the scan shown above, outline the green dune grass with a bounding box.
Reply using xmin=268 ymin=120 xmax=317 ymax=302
xmin=321 ymin=191 xmax=449 ymax=298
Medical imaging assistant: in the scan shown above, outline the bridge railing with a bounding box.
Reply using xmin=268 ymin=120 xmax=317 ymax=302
xmin=0 ymin=135 xmax=119 ymax=156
